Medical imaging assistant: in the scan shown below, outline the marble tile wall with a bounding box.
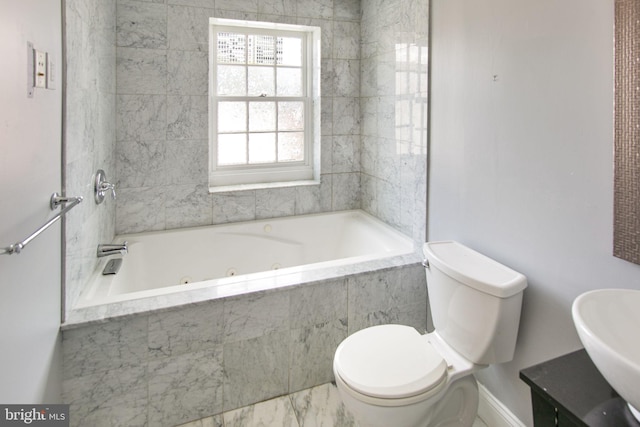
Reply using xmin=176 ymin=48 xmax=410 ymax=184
xmin=360 ymin=0 xmax=429 ymax=244
xmin=62 ymin=2 xmax=431 ymax=423
xmin=113 ymin=0 xmax=362 ymax=234
xmin=62 ymin=264 xmax=427 ymax=427
xmin=63 ymin=0 xmax=430 ymax=311
xmin=64 ymin=0 xmax=117 ymax=312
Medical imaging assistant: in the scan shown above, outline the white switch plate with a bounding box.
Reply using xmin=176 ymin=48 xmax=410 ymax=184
xmin=46 ymin=53 xmax=55 ymax=90
xmin=27 ymin=42 xmax=34 ymax=97
xmin=34 ymin=49 xmax=46 ymax=88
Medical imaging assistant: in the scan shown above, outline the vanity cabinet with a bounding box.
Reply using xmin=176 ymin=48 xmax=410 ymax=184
xmin=520 ymin=349 xmax=639 ymax=427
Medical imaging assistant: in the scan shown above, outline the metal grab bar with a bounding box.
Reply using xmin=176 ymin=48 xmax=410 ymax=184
xmin=0 ymin=193 xmax=83 ymax=255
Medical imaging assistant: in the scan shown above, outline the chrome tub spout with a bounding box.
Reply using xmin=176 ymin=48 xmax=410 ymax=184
xmin=97 ymin=241 xmax=128 ymax=258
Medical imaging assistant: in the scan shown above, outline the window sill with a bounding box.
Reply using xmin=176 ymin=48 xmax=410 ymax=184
xmin=208 ymin=179 xmax=320 ymax=193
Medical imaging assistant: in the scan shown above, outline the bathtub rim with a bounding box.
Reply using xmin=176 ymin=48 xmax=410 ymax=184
xmin=63 ymin=252 xmax=423 ymax=330
xmin=63 ymin=210 xmax=423 ymax=330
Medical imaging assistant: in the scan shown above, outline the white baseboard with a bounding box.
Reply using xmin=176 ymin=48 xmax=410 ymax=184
xmin=477 ymin=383 xmax=526 ymax=427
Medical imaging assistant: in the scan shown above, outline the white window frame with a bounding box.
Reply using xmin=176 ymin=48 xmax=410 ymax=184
xmin=209 ymin=18 xmax=321 ymax=191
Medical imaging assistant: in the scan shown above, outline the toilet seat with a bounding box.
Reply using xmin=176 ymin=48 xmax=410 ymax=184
xmin=334 ymin=325 xmax=448 ymax=399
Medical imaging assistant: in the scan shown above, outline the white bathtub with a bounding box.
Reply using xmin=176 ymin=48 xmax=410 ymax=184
xmin=75 ymin=210 xmax=416 ymax=310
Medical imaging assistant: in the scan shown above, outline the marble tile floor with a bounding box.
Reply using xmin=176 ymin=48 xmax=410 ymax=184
xmin=176 ymin=382 xmax=488 ymax=427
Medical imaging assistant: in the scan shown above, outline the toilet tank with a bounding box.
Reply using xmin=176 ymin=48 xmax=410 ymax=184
xmin=423 ymin=241 xmax=527 ymax=365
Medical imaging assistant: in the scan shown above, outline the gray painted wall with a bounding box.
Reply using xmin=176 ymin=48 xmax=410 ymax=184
xmin=0 ymin=0 xmax=64 ymax=403
xmin=429 ymin=0 xmax=640 ymax=424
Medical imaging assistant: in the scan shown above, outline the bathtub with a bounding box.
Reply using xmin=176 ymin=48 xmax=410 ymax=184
xmin=72 ymin=210 xmax=418 ymax=319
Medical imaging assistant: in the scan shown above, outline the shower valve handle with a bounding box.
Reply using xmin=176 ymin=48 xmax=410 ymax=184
xmin=100 ymin=182 xmax=116 ymax=199
xmin=95 ymin=169 xmax=116 ymax=204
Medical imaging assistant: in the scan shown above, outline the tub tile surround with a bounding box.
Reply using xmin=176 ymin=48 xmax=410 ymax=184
xmin=62 ymin=0 xmax=433 ymax=424
xmin=64 ymin=0 xmax=117 ymax=313
xmin=113 ymin=0 xmax=363 ymax=235
xmin=149 ymin=348 xmax=225 ymax=426
xmin=65 ymin=0 xmax=430 ymax=311
xmin=359 ymin=0 xmax=429 ymax=244
xmin=62 ymin=263 xmax=427 ymax=427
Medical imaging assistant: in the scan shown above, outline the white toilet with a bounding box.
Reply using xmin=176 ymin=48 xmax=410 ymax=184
xmin=333 ymin=241 xmax=527 ymax=427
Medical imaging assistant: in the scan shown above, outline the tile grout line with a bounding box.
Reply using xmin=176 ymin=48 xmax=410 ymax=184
xmin=287 ymin=393 xmax=302 ymax=427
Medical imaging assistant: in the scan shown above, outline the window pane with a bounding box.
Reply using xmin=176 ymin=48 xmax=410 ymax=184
xmin=217 ymin=32 xmax=246 ymax=64
xmin=211 ymin=21 xmax=317 ymax=186
xmin=248 ymin=66 xmax=274 ymax=96
xmin=278 ymin=102 xmax=304 ymax=131
xmin=249 ymin=133 xmax=276 ymax=163
xmin=248 ymin=35 xmax=276 ymax=65
xmin=249 ymin=102 xmax=276 ymax=132
xmin=218 ymin=133 xmax=247 ymax=165
xmin=217 ymin=65 xmax=246 ymax=96
xmin=277 ymin=37 xmax=302 ymax=66
xmin=218 ymin=102 xmax=246 ymax=133
xmin=277 ymin=68 xmax=302 ymax=96
xmin=278 ymin=132 xmax=304 ymax=162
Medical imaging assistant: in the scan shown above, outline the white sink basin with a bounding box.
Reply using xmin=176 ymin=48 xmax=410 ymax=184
xmin=572 ymin=289 xmax=640 ymax=421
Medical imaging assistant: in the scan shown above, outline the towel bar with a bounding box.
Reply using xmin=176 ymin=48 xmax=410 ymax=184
xmin=0 ymin=193 xmax=83 ymax=255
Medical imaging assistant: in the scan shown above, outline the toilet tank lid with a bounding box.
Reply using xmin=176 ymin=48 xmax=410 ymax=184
xmin=424 ymin=241 xmax=527 ymax=298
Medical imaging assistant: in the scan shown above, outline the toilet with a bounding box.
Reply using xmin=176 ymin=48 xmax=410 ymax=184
xmin=333 ymin=241 xmax=527 ymax=427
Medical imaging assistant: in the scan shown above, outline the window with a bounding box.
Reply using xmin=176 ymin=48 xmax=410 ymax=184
xmin=209 ymin=18 xmax=321 ymax=190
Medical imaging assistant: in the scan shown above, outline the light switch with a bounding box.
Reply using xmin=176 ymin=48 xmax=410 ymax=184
xmin=34 ymin=49 xmax=46 ymax=88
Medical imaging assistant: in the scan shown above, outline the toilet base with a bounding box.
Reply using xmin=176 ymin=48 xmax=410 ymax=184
xmin=429 ymin=375 xmax=478 ymax=427
xmin=336 ymin=373 xmax=479 ymax=427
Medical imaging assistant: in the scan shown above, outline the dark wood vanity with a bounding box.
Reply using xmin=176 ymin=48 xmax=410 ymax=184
xmin=520 ymin=349 xmax=640 ymax=427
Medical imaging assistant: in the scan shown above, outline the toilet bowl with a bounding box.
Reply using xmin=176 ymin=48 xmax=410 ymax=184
xmin=333 ymin=241 xmax=527 ymax=427
xmin=333 ymin=325 xmax=480 ymax=427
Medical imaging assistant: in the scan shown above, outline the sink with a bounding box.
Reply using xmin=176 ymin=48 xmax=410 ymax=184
xmin=572 ymin=289 xmax=640 ymax=421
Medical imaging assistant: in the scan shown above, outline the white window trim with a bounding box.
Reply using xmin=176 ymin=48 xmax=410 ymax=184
xmin=208 ymin=18 xmax=321 ymax=192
